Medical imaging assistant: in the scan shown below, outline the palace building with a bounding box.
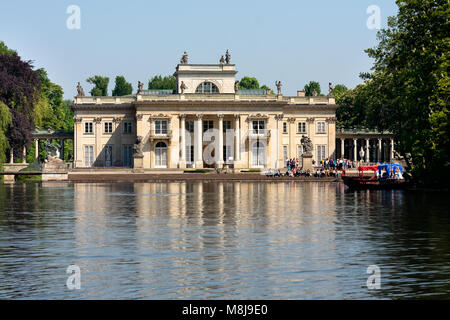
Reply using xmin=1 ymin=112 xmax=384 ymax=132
xmin=71 ymin=54 xmax=395 ymax=171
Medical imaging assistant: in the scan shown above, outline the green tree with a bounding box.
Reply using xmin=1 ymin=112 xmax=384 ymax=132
xmin=361 ymin=0 xmax=449 ymax=186
xmin=333 ymin=84 xmax=348 ymax=100
xmin=148 ymin=75 xmax=176 ymax=90
xmin=336 ymin=85 xmax=370 ymax=129
xmin=87 ymin=76 xmax=109 ymax=96
xmin=112 ymin=75 xmax=133 ymax=96
xmin=260 ymin=85 xmax=274 ymax=94
xmin=304 ymin=81 xmax=321 ymax=96
xmin=0 ymin=41 xmax=16 ymax=56
xmin=238 ymin=76 xmax=260 ymax=89
xmin=0 ymin=102 xmax=12 ymax=164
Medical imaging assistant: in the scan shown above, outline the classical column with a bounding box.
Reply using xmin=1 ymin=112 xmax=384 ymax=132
xmin=194 ymin=114 xmax=203 ymax=168
xmin=341 ymin=138 xmax=345 ymax=158
xmin=113 ymin=117 xmax=122 ymax=166
xmin=179 ymin=114 xmax=186 ymax=167
xmin=234 ymin=114 xmax=240 ymax=162
xmin=390 ymin=138 xmax=395 ymax=161
xmin=365 ymin=138 xmax=370 ymax=163
xmin=353 ymin=138 xmax=357 ymax=161
xmin=35 ymin=139 xmax=39 ymax=163
xmin=22 ymin=146 xmax=27 ymax=164
xmin=217 ymin=114 xmax=224 ymax=166
xmin=94 ymin=117 xmax=102 ymax=166
xmin=378 ymin=138 xmax=382 ymax=163
xmin=288 ymin=117 xmax=295 ymax=158
xmin=9 ymin=148 xmax=13 ymax=164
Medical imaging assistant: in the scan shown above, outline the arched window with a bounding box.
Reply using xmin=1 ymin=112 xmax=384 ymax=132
xmin=195 ymin=82 xmax=219 ymax=94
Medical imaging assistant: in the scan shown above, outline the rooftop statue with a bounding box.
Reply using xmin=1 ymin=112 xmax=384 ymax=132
xmin=76 ymin=82 xmax=85 ymax=97
xmin=220 ymin=55 xmax=225 ymax=64
xmin=328 ymin=82 xmax=334 ymax=96
xmin=312 ymin=90 xmax=318 ymax=97
xmin=234 ymin=80 xmax=239 ymax=93
xmin=137 ymin=81 xmax=144 ymax=94
xmin=301 ymin=135 xmax=313 ymax=156
xmin=275 ymin=81 xmax=282 ymax=95
xmin=180 ymin=51 xmax=189 ymax=64
xmin=180 ymin=81 xmax=187 ymax=94
xmin=225 ymin=50 xmax=231 ymax=64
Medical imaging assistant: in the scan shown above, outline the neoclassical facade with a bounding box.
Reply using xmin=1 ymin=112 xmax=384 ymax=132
xmin=72 ymin=61 xmax=341 ymax=170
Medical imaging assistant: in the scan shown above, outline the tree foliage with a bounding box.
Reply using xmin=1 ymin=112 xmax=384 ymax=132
xmin=333 ymin=84 xmax=348 ymax=99
xmin=112 ymin=75 xmax=133 ymax=96
xmin=304 ymin=81 xmax=322 ymax=96
xmin=148 ymin=75 xmax=176 ymax=90
xmin=337 ymin=0 xmax=449 ymax=186
xmin=0 ymin=48 xmax=41 ymax=158
xmin=87 ymin=75 xmax=109 ymax=96
xmin=238 ymin=76 xmax=260 ymax=90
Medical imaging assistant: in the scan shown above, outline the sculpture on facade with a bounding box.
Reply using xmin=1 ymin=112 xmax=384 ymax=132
xmin=275 ymin=81 xmax=282 ymax=95
xmin=328 ymin=82 xmax=334 ymax=96
xmin=180 ymin=51 xmax=189 ymax=64
xmin=301 ymin=135 xmax=314 ymax=156
xmin=137 ymin=81 xmax=144 ymax=94
xmin=219 ymin=55 xmax=225 ymax=64
xmin=180 ymin=81 xmax=187 ymax=94
xmin=312 ymin=90 xmax=318 ymax=97
xmin=234 ymin=80 xmax=239 ymax=93
xmin=225 ymin=50 xmax=231 ymax=64
xmin=76 ymin=82 xmax=85 ymax=97
xmin=133 ymin=136 xmax=144 ymax=157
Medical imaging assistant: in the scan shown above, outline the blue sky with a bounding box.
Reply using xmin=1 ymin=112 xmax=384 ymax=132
xmin=0 ymin=0 xmax=398 ymax=99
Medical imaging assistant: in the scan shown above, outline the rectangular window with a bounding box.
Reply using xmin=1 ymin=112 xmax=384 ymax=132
xmin=316 ymin=122 xmax=326 ymax=134
xmin=252 ymin=120 xmax=265 ymax=133
xmin=223 ymin=145 xmax=232 ymax=163
xmin=283 ymin=145 xmax=288 ymax=166
xmin=223 ymin=120 xmax=232 ymax=133
xmin=123 ymin=145 xmax=133 ymax=167
xmin=104 ymin=122 xmax=113 ymax=133
xmin=84 ymin=122 xmax=93 ymax=134
xmin=297 ymin=122 xmax=306 ymax=133
xmin=186 ymin=120 xmax=194 ymax=133
xmin=123 ymin=122 xmax=132 ymax=134
xmin=84 ymin=145 xmax=94 ymax=167
xmin=317 ymin=145 xmax=326 ymax=162
xmin=155 ymin=120 xmax=168 ymax=134
xmin=203 ymin=120 xmax=213 ymax=132
xmin=186 ymin=145 xmax=194 ymax=163
xmin=282 ymin=122 xmax=287 ymax=133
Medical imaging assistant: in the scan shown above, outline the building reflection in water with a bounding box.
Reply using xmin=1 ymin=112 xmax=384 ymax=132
xmin=71 ymin=181 xmax=344 ymax=298
xmin=1 ymin=181 xmax=449 ymax=298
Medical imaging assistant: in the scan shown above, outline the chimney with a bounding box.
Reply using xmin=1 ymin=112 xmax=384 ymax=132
xmin=297 ymin=90 xmax=305 ymax=97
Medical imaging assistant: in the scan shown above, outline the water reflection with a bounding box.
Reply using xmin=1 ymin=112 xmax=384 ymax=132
xmin=0 ymin=181 xmax=449 ymax=299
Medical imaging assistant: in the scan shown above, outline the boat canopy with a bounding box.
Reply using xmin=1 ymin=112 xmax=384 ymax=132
xmin=377 ymin=164 xmax=403 ymax=176
xmin=358 ymin=165 xmax=378 ymax=172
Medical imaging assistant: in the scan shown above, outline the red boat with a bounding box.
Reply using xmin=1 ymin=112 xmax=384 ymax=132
xmin=342 ymin=164 xmax=407 ymax=189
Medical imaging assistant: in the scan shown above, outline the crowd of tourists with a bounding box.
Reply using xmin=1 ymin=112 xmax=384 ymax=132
xmin=265 ymin=158 xmax=358 ymax=178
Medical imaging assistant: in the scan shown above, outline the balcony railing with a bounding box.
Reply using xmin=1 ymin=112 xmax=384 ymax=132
xmin=149 ymin=130 xmax=172 ymax=140
xmin=248 ymin=129 xmax=271 ymax=138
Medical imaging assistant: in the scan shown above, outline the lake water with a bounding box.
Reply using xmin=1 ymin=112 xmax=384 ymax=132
xmin=0 ymin=181 xmax=449 ymax=299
